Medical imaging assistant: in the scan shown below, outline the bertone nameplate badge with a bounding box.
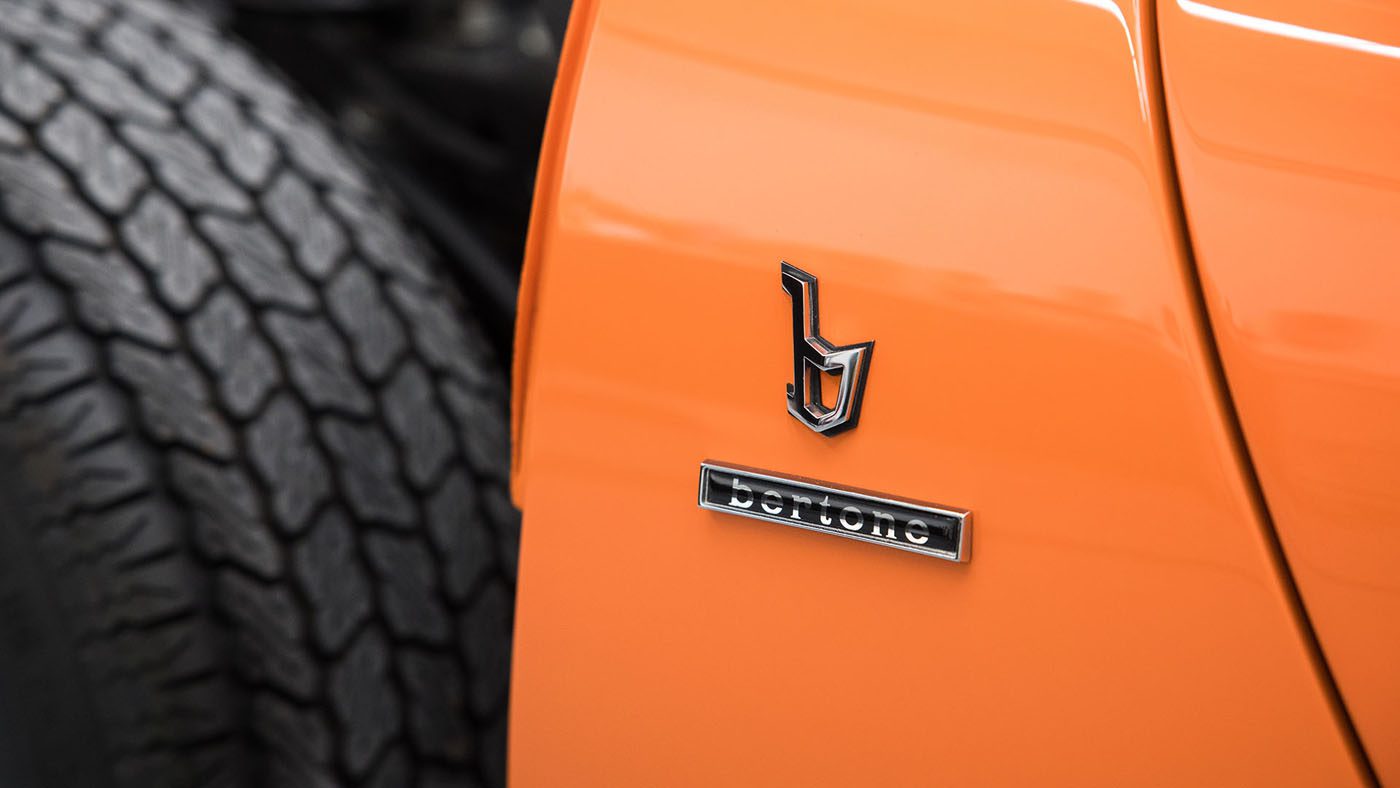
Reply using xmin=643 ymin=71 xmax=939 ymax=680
xmin=698 ymin=462 xmax=971 ymax=562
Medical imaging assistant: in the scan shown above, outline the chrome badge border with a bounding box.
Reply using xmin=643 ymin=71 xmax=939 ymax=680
xmin=698 ymin=461 xmax=971 ymax=563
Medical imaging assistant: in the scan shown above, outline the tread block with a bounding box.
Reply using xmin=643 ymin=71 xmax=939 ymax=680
xmin=329 ymin=627 xmax=400 ymax=777
xmin=185 ymin=85 xmax=277 ymax=189
xmin=38 ymin=102 xmax=146 ymax=212
xmin=0 ymin=277 xmax=68 ymax=346
xmin=121 ymin=191 xmax=219 ymax=310
xmin=425 ymin=470 xmax=491 ymax=604
xmin=87 ymin=624 xmax=236 ymax=749
xmin=263 ymin=310 xmax=374 ymax=416
xmin=0 ymin=44 xmax=67 ymax=122
xmin=442 ymin=380 xmax=508 ymax=481
xmin=0 ymin=148 xmax=110 ymax=244
xmin=318 ymin=417 xmax=415 ymax=528
xmin=263 ymin=171 xmax=346 ymax=280
xmin=187 ymin=288 xmax=278 ymax=418
xmin=326 ymin=264 xmax=405 ymax=380
xmin=45 ymin=437 xmax=153 ymax=513
xmin=253 ymin=106 xmax=366 ymax=193
xmin=294 ymin=508 xmax=371 ymax=653
xmin=170 ymin=451 xmax=282 ymax=578
xmin=246 ymin=393 xmax=330 ymax=535
xmin=57 ymin=496 xmax=181 ymax=575
xmin=0 ymin=328 xmax=98 ymax=409
xmin=0 ymin=5 xmax=85 ymax=49
xmin=382 ymin=360 xmax=451 ymax=487
xmin=37 ymin=46 xmax=174 ymax=127
xmin=110 ymin=339 xmax=235 ymax=459
xmin=59 ymin=522 xmax=195 ymax=631
xmin=325 ymin=189 xmax=431 ymax=288
xmin=121 ymin=122 xmax=252 ymax=213
xmin=48 ymin=0 xmax=111 ymax=33
xmin=43 ymin=241 xmax=178 ymax=347
xmin=217 ymin=568 xmax=317 ymax=700
xmin=365 ymin=531 xmax=450 ymax=643
xmin=387 ymin=281 xmax=490 ymax=388
xmin=14 ymin=381 xmax=127 ymax=455
xmin=198 ymin=214 xmax=316 ymax=311
xmin=100 ymin=17 xmax=197 ymax=101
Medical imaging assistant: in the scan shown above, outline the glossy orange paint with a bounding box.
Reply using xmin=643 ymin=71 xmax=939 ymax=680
xmin=1160 ymin=0 xmax=1400 ymax=781
xmin=510 ymin=0 xmax=1367 ymax=784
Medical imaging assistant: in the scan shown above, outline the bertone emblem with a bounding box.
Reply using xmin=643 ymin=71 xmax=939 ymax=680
xmin=781 ymin=262 xmax=873 ymax=436
xmin=698 ymin=462 xmax=971 ymax=562
xmin=695 ymin=262 xmax=971 ymax=563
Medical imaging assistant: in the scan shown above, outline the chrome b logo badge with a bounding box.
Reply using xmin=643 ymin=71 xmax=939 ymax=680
xmin=781 ymin=262 xmax=874 ymax=436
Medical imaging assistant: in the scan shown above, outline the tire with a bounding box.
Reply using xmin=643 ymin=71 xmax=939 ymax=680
xmin=0 ymin=1 xmax=519 ymax=786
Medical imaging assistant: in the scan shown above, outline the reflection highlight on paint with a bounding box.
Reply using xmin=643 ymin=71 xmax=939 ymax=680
xmin=1179 ymin=0 xmax=1400 ymax=61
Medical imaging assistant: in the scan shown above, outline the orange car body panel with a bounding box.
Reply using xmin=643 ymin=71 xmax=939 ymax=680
xmin=1160 ymin=0 xmax=1400 ymax=780
xmin=510 ymin=0 xmax=1371 ymax=784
